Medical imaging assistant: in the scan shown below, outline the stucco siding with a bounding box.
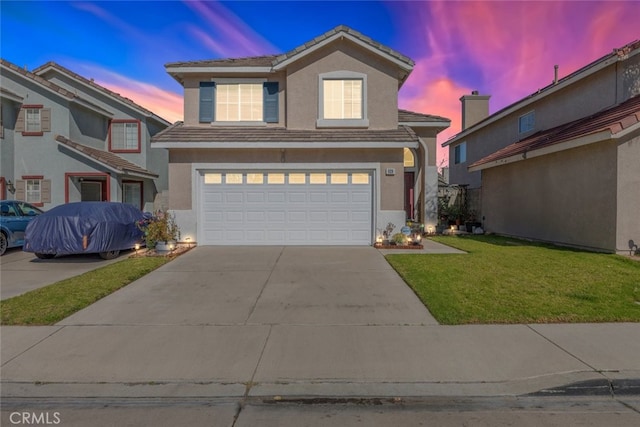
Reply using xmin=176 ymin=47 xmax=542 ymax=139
xmin=482 ymin=141 xmax=617 ymax=252
xmin=616 ymin=133 xmax=640 ymax=254
xmin=286 ymin=40 xmax=398 ymax=130
xmin=449 ymin=57 xmax=636 ymax=189
xmin=168 ymin=162 xmax=192 ymax=210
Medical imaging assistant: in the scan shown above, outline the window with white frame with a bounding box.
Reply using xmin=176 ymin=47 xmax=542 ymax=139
xmin=26 ymin=108 xmax=41 ymax=132
xmin=110 ymin=121 xmax=140 ymax=151
xmin=323 ymin=79 xmax=363 ymax=119
xmin=454 ymin=142 xmax=467 ymax=164
xmin=216 ymin=83 xmax=263 ymax=122
xmin=519 ymin=111 xmax=535 ymax=134
xmin=26 ymin=179 xmax=42 ymax=204
xmin=318 ymin=71 xmax=368 ymax=127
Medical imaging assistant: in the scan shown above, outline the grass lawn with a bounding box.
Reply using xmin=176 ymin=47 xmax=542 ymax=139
xmin=1 ymin=256 xmax=170 ymax=326
xmin=386 ymin=235 xmax=640 ymax=325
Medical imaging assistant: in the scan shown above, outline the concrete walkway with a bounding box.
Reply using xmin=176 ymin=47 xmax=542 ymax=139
xmin=1 ymin=246 xmax=639 ymax=401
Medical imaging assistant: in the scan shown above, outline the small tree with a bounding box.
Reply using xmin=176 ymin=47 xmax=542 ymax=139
xmin=137 ymin=210 xmax=180 ymax=249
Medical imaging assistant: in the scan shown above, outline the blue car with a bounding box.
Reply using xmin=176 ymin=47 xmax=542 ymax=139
xmin=0 ymin=200 xmax=44 ymax=256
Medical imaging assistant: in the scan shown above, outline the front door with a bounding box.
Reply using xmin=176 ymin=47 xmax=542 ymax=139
xmin=81 ymin=181 xmax=102 ymax=201
xmin=404 ymin=172 xmax=415 ymax=220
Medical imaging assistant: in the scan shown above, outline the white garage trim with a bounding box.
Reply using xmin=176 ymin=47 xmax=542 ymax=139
xmin=194 ymin=163 xmax=379 ymax=246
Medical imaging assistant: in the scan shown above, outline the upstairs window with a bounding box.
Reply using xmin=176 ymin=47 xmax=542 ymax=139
xmin=217 ymin=83 xmax=262 ymax=122
xmin=199 ymin=81 xmax=279 ymax=124
xmin=16 ymin=105 xmax=51 ymax=136
xmin=454 ymin=142 xmax=467 ymax=165
xmin=519 ymin=111 xmax=535 ymax=134
xmin=323 ymin=79 xmax=362 ymax=119
xmin=109 ymin=120 xmax=140 ymax=152
xmin=317 ymin=71 xmax=368 ymax=128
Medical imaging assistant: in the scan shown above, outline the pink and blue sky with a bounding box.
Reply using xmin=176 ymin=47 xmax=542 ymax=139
xmin=2 ymin=1 xmax=638 ymax=165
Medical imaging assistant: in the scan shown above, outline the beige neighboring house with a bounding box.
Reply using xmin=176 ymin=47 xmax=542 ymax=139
xmin=152 ymin=25 xmax=450 ymax=245
xmin=444 ymin=40 xmax=640 ymax=253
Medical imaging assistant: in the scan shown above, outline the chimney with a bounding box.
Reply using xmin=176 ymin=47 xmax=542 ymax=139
xmin=460 ymin=91 xmax=490 ymax=130
xmin=553 ymin=65 xmax=559 ymax=84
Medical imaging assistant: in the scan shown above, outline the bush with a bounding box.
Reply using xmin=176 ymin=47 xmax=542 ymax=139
xmin=137 ymin=210 xmax=180 ymax=249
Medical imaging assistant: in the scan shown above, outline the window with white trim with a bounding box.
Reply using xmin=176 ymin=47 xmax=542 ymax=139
xmin=110 ymin=121 xmax=140 ymax=151
xmin=216 ymin=83 xmax=263 ymax=122
xmin=323 ymin=80 xmax=362 ymax=119
xmin=318 ymin=71 xmax=368 ymax=128
xmin=26 ymin=108 xmax=41 ymax=132
xmin=26 ymin=179 xmax=42 ymax=204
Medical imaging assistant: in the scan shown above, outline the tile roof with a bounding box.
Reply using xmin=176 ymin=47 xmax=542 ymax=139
xmin=165 ymin=25 xmax=414 ymax=74
xmin=55 ymin=135 xmax=159 ymax=178
xmin=1 ymin=59 xmax=113 ymax=117
xmin=445 ymin=39 xmax=640 ymax=146
xmin=165 ymin=55 xmax=279 ymax=68
xmin=33 ymin=62 xmax=170 ymax=125
xmin=0 ymin=86 xmax=24 ymax=102
xmin=398 ymin=109 xmax=450 ymax=124
xmin=470 ymin=95 xmax=640 ymax=169
xmin=1 ymin=59 xmax=77 ymax=100
xmin=273 ymin=25 xmax=414 ymax=69
xmin=152 ymin=122 xmax=419 ymax=145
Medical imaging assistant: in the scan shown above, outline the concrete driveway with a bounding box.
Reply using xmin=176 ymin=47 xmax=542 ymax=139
xmin=0 ymin=248 xmax=131 ymax=300
xmin=58 ymin=246 xmax=436 ymax=326
xmin=2 ymin=245 xmax=639 ymax=403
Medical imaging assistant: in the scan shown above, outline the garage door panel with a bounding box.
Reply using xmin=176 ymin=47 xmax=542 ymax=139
xmin=246 ymin=192 xmax=266 ymax=203
xmin=309 ymin=192 xmax=328 ymax=203
xmin=225 ymin=193 xmax=244 ymax=203
xmin=268 ymin=192 xmax=286 ymax=203
xmin=288 ymin=211 xmax=307 ymax=222
xmin=288 ymin=192 xmax=306 ymax=203
xmin=201 ymin=171 xmax=372 ymax=245
xmin=267 ymin=211 xmax=286 ymax=223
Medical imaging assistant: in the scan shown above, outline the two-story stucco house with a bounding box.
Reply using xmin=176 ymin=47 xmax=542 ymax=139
xmin=0 ymin=59 xmax=170 ymax=210
xmin=152 ymin=26 xmax=450 ymax=246
xmin=444 ymin=40 xmax=640 ymax=253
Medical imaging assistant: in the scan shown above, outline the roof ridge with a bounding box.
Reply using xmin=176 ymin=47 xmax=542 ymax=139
xmin=33 ymin=61 xmax=171 ymax=125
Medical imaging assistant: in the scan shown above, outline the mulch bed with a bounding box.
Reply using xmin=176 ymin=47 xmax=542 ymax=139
xmin=373 ymin=243 xmax=424 ymax=249
xmin=129 ymin=244 xmax=194 ymax=258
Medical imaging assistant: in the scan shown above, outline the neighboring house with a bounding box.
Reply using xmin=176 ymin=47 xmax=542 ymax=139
xmin=152 ymin=25 xmax=450 ymax=246
xmin=444 ymin=40 xmax=640 ymax=253
xmin=0 ymin=59 xmax=170 ymax=211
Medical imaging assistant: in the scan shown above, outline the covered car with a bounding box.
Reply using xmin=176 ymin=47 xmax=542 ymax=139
xmin=23 ymin=202 xmax=147 ymax=260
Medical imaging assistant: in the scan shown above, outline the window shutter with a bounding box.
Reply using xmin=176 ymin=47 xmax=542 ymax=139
xmin=16 ymin=108 xmax=25 ymax=132
xmin=199 ymin=82 xmax=215 ymax=123
xmin=15 ymin=180 xmax=25 ymax=200
xmin=263 ymin=82 xmax=279 ymax=123
xmin=41 ymin=179 xmax=51 ymax=203
xmin=41 ymin=109 xmax=51 ymax=132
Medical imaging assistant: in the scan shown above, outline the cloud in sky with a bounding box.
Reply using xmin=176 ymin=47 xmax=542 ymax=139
xmin=3 ymin=0 xmax=639 ymax=166
xmin=395 ymin=0 xmax=640 ymax=164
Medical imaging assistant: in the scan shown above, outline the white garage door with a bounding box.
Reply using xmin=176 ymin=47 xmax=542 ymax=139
xmin=200 ymin=171 xmax=372 ymax=245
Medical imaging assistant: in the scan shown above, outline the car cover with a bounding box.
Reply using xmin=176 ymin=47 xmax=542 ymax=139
xmin=23 ymin=202 xmax=147 ymax=256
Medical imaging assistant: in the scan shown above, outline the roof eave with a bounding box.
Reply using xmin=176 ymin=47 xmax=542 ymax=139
xmin=56 ymin=138 xmax=159 ymax=179
xmin=468 ymin=129 xmax=613 ymax=172
xmin=152 ymin=141 xmax=419 ymax=149
xmin=273 ymin=31 xmax=413 ymax=73
xmin=443 ymin=55 xmax=624 ymax=147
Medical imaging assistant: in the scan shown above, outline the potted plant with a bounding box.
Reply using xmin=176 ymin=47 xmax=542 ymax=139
xmin=137 ymin=210 xmax=180 ymax=251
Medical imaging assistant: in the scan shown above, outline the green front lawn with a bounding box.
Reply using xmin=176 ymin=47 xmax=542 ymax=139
xmin=386 ymin=235 xmax=640 ymax=324
xmin=1 ymin=256 xmax=170 ymax=325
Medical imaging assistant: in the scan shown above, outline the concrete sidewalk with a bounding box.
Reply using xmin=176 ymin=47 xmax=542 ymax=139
xmin=1 ymin=246 xmax=639 ymax=401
